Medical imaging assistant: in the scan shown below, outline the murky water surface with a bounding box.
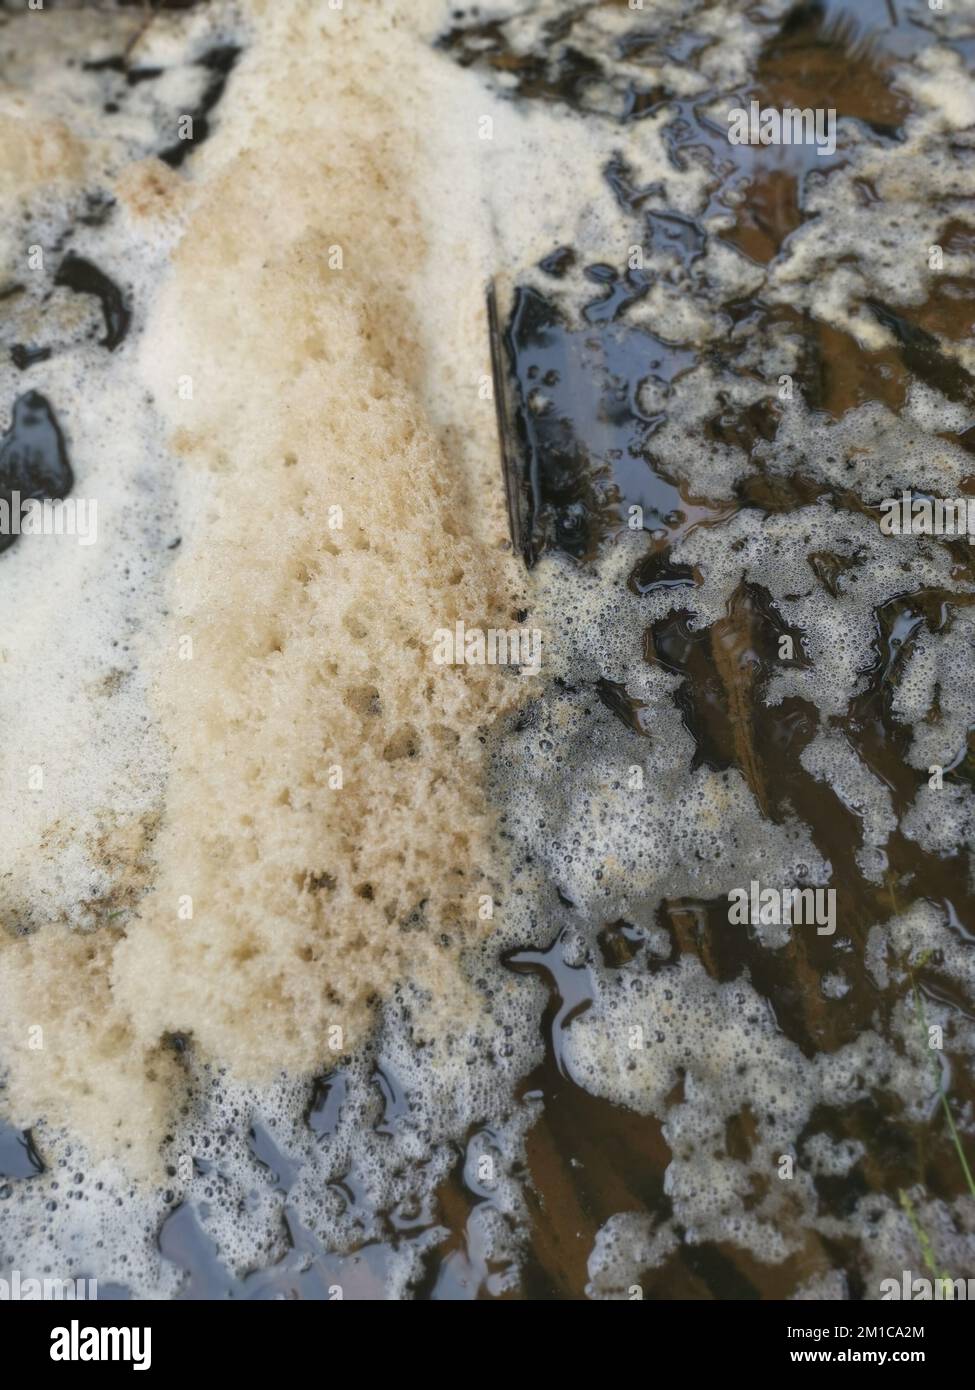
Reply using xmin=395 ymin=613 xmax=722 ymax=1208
xmin=2 ymin=0 xmax=975 ymax=1300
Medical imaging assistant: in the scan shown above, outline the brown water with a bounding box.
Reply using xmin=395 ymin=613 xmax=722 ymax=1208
xmin=465 ymin=0 xmax=975 ymax=1300
xmin=2 ymin=0 xmax=975 ymax=1300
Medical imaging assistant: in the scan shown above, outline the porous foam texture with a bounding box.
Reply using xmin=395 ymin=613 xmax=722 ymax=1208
xmin=3 ymin=0 xmax=975 ymax=1300
xmin=0 ymin=0 xmax=531 ymax=1169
